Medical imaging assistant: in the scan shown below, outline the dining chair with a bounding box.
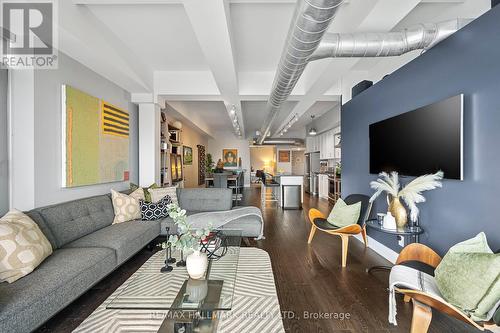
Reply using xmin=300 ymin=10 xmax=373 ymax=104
xmin=213 ymin=174 xmax=228 ymax=189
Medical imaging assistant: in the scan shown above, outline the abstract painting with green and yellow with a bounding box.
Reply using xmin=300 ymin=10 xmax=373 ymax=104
xmin=62 ymin=85 xmax=129 ymax=187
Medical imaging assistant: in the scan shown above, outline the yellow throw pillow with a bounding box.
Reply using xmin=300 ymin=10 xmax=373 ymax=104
xmin=326 ymin=198 xmax=361 ymax=228
xmin=0 ymin=210 xmax=53 ymax=283
xmin=111 ymin=189 xmax=144 ymax=224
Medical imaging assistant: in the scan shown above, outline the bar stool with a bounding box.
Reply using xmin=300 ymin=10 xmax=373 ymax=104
xmin=260 ymin=173 xmax=280 ymax=206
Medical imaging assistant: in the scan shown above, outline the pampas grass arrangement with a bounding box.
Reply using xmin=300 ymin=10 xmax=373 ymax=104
xmin=369 ymin=171 xmax=444 ymax=222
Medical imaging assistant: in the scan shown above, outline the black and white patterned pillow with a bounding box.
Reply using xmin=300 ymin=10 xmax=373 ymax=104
xmin=139 ymin=195 xmax=172 ymax=221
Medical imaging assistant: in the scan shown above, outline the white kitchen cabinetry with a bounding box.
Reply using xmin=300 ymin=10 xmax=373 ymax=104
xmin=319 ymin=133 xmax=325 ymax=159
xmin=307 ymin=136 xmax=320 ymax=152
xmin=326 ymin=131 xmax=334 ymax=159
xmin=334 ymin=132 xmax=341 ymax=159
xmin=318 ymin=174 xmax=329 ymax=199
xmin=306 ymin=137 xmax=313 ymax=153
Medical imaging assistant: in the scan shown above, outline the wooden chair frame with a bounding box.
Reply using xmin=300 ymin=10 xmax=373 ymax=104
xmin=307 ymin=208 xmax=368 ymax=267
xmin=394 ymin=243 xmax=499 ymax=333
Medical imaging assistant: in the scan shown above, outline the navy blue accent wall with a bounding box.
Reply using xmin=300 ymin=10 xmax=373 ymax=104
xmin=342 ymin=6 xmax=500 ymax=256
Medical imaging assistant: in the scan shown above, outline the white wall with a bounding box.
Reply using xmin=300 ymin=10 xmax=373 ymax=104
xmin=0 ymin=69 xmax=7 ymax=215
xmin=9 ymin=70 xmax=35 ymax=211
xmin=31 ymin=52 xmax=139 ymax=208
xmin=276 ymin=148 xmax=292 ymax=174
xmin=138 ymin=103 xmax=160 ymax=187
xmin=207 ymin=130 xmax=250 ymax=187
xmin=291 ymin=150 xmax=305 ymax=175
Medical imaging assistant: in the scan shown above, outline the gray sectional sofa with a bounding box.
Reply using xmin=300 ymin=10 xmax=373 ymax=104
xmin=0 ymin=188 xmax=262 ymax=333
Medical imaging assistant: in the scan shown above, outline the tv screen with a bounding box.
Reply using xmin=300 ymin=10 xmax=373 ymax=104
xmin=369 ymin=94 xmax=463 ymax=180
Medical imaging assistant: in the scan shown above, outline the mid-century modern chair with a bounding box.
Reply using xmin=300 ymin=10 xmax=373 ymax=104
xmin=394 ymin=243 xmax=500 ymax=333
xmin=307 ymin=194 xmax=372 ymax=267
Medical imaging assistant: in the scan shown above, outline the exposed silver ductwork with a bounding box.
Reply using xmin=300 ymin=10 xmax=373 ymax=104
xmin=260 ymin=138 xmax=304 ymax=146
xmin=308 ymin=19 xmax=471 ymax=61
xmin=256 ymin=0 xmax=345 ymax=144
xmin=256 ymin=7 xmax=471 ymax=144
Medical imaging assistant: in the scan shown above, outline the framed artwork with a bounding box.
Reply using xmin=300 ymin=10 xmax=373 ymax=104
xmin=183 ymin=146 xmax=193 ymax=165
xmin=62 ymin=85 xmax=129 ymax=187
xmin=279 ymin=150 xmax=290 ymax=163
xmin=223 ymin=149 xmax=238 ymax=168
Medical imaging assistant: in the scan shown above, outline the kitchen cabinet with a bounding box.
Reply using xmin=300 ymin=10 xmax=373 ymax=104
xmin=334 ymin=132 xmax=341 ymax=159
xmin=307 ymin=136 xmax=320 ymax=152
xmin=319 ymin=133 xmax=325 ymax=159
xmin=306 ymin=137 xmax=314 ymax=153
xmin=326 ymin=131 xmax=334 ymax=159
xmin=317 ymin=128 xmax=340 ymax=160
xmin=318 ymin=174 xmax=329 ymax=199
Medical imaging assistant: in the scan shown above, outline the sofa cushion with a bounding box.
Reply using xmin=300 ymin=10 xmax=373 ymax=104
xmin=150 ymin=186 xmax=178 ymax=204
xmin=25 ymin=210 xmax=58 ymax=250
xmin=218 ymin=214 xmax=263 ymax=238
xmin=38 ymin=194 xmax=115 ymax=248
xmin=435 ymin=232 xmax=500 ymax=321
xmin=139 ymin=196 xmax=172 ymax=221
xmin=111 ymin=189 xmax=144 ymax=224
xmin=0 ymin=210 xmax=53 ymax=283
xmin=0 ymin=247 xmax=116 ymax=333
xmin=64 ymin=220 xmax=161 ymax=264
xmin=399 ymin=260 xmax=436 ymax=277
xmin=177 ymin=188 xmax=232 ymax=211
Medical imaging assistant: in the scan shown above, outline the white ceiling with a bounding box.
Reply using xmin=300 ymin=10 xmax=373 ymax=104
xmin=230 ymin=3 xmax=295 ymax=71
xmin=88 ymin=4 xmax=209 ymax=71
xmin=65 ymin=0 xmax=490 ymax=140
xmin=167 ymin=101 xmax=232 ymax=135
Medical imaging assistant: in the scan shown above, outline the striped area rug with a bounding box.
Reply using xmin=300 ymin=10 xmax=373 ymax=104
xmin=73 ymin=248 xmax=285 ymax=333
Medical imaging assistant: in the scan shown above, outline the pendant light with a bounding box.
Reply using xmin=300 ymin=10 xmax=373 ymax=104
xmin=308 ymin=115 xmax=317 ymax=136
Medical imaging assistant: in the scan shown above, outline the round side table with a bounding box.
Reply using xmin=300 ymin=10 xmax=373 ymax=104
xmin=365 ymin=219 xmax=424 ymax=273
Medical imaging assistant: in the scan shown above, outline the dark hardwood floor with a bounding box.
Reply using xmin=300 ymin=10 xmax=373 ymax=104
xmin=37 ymin=187 xmax=473 ymax=333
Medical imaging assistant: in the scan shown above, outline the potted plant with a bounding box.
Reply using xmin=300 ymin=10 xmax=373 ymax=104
xmin=205 ymin=153 xmax=215 ymax=176
xmin=369 ymin=171 xmax=443 ymax=227
xmin=165 ymin=203 xmax=212 ymax=279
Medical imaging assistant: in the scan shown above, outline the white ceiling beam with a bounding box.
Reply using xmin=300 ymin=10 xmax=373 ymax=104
xmin=155 ymin=71 xmax=221 ymax=96
xmin=72 ymin=0 xmax=182 ymax=4
xmin=60 ymin=1 xmax=152 ymax=93
xmin=72 ymin=0 xmax=349 ymax=4
xmin=72 ymin=0 xmax=460 ymax=5
xmin=273 ymin=0 xmax=423 ymax=136
xmin=183 ymin=0 xmax=245 ymax=138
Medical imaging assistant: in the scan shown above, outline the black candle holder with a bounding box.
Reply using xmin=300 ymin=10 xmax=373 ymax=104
xmin=166 ymin=245 xmax=177 ymax=264
xmin=165 ymin=226 xmax=176 ymax=264
xmin=176 ymin=250 xmax=186 ymax=267
xmin=161 ymin=246 xmax=173 ymax=273
xmin=161 ymin=226 xmax=175 ymax=272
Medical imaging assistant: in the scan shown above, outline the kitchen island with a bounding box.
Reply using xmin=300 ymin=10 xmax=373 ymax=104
xmin=273 ymin=174 xmax=304 ymax=209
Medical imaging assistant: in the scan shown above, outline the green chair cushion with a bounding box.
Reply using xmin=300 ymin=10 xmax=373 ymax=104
xmin=326 ymin=198 xmax=361 ymax=228
xmin=435 ymin=232 xmax=500 ymax=322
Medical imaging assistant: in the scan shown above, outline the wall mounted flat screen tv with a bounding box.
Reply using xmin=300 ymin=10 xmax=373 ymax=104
xmin=369 ymin=94 xmax=463 ymax=180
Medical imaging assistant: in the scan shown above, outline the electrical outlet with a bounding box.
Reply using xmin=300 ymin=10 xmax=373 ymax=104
xmin=398 ymin=236 xmax=405 ymax=247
